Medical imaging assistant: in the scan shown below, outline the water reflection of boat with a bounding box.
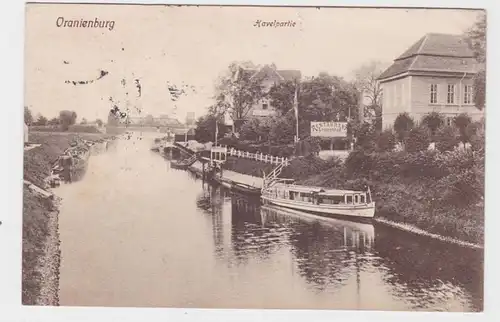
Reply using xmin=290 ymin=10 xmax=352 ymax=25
xmin=261 ymin=204 xmax=375 ymax=241
xmin=231 ymin=195 xmax=262 ymax=225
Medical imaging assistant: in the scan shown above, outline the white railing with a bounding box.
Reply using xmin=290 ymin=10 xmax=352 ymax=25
xmin=218 ymin=146 xmax=290 ymax=166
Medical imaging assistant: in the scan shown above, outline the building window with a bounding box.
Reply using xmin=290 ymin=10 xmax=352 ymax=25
xmin=447 ymin=84 xmax=456 ymax=104
xmin=430 ymin=84 xmax=438 ymax=104
xmin=262 ymin=103 xmax=268 ymax=110
xmin=464 ymin=85 xmax=473 ymax=104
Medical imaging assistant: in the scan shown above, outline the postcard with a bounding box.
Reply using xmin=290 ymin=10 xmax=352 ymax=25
xmin=22 ymin=2 xmax=485 ymax=312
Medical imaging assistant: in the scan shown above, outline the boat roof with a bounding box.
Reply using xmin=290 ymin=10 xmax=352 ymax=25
xmin=272 ymin=183 xmax=365 ymax=195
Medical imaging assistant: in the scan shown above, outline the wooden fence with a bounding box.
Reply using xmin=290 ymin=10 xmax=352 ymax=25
xmin=217 ymin=146 xmax=290 ymax=166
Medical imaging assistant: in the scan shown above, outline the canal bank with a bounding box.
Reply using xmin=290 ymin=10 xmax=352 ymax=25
xmin=204 ymin=151 xmax=484 ymax=247
xmin=22 ymin=132 xmax=117 ymax=305
xmin=52 ymin=139 xmax=483 ymax=310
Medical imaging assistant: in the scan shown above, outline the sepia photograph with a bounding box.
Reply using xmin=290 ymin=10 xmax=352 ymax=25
xmin=22 ymin=3 xmax=485 ymax=312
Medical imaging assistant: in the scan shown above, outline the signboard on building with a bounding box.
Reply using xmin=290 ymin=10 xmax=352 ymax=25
xmin=310 ymin=121 xmax=348 ymax=137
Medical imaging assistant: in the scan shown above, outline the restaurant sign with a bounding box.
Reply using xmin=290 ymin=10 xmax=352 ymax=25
xmin=310 ymin=121 xmax=348 ymax=137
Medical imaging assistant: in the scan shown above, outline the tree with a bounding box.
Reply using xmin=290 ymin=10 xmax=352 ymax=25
xmin=95 ymin=119 xmax=103 ymax=127
xmin=214 ymin=61 xmax=265 ymax=122
xmin=421 ymin=112 xmax=444 ymax=136
xmin=376 ymin=129 xmax=396 ymax=152
xmin=352 ymin=61 xmax=389 ymax=129
xmin=349 ymin=121 xmax=376 ymax=151
xmin=406 ymin=127 xmax=431 ymax=153
xmin=34 ymin=114 xmax=48 ymax=126
xmin=24 ymin=106 xmax=33 ymax=125
xmin=268 ymin=80 xmax=296 ymax=115
xmin=453 ymin=113 xmax=472 ymax=144
xmin=269 ymin=112 xmax=296 ymax=144
xmin=393 ymin=113 xmax=415 ymax=148
xmin=47 ymin=117 xmax=59 ymax=126
xmin=194 ymin=114 xmax=227 ymax=144
xmin=435 ymin=126 xmax=460 ymax=152
xmin=465 ymin=12 xmax=486 ymax=110
xmin=80 ymin=118 xmax=88 ymax=125
xmin=59 ymin=110 xmax=77 ymax=131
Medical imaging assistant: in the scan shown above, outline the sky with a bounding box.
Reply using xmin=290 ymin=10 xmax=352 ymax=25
xmin=24 ymin=4 xmax=482 ymax=122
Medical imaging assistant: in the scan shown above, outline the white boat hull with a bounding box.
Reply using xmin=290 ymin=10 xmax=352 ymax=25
xmin=261 ymin=195 xmax=375 ymax=219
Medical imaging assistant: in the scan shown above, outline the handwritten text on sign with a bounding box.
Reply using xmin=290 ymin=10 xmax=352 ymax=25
xmin=310 ymin=122 xmax=348 ymax=137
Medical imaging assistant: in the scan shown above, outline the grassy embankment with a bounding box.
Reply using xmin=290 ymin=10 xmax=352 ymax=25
xmin=223 ymin=151 xmax=484 ymax=245
xmin=22 ymin=131 xmax=111 ymax=305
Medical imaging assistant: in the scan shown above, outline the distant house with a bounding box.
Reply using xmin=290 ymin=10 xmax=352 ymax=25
xmin=233 ymin=64 xmax=301 ymax=119
xmin=378 ymin=33 xmax=484 ymax=129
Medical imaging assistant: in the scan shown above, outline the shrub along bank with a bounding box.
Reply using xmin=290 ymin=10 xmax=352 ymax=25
xmin=222 ymin=147 xmax=483 ymax=245
xmin=299 ymin=149 xmax=484 ymax=245
xmin=222 ymin=154 xmax=342 ymax=181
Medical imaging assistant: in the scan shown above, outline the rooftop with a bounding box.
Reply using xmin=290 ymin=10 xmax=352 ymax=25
xmin=378 ymin=33 xmax=478 ymax=81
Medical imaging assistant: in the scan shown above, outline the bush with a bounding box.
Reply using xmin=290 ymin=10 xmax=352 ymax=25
xmin=453 ymin=113 xmax=472 ymax=144
xmin=421 ymin=112 xmax=444 ymax=135
xmin=435 ymin=126 xmax=459 ymax=152
xmin=393 ymin=112 xmax=415 ymax=143
xmin=376 ymin=129 xmax=396 ymax=152
xmin=406 ymin=127 xmax=431 ymax=152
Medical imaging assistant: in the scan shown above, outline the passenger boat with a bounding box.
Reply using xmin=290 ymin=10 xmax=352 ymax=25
xmin=261 ymin=179 xmax=375 ymax=219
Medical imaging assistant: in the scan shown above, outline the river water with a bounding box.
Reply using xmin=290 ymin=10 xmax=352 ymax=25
xmin=56 ymin=133 xmax=483 ymax=311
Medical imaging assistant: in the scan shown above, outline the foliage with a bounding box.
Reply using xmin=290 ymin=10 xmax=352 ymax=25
xmin=352 ymin=61 xmax=388 ymax=130
xmin=393 ymin=112 xmax=415 ymax=145
xmin=453 ymin=113 xmax=472 ymax=144
xmin=24 ymin=106 xmax=33 ymax=125
xmin=468 ymin=119 xmax=485 ymax=152
xmin=269 ymin=112 xmax=296 ymax=144
xmin=473 ymin=70 xmax=486 ymax=110
xmin=267 ymin=80 xmax=296 ymax=114
xmin=239 ymin=118 xmax=269 ymax=142
xmin=351 ymin=121 xmax=376 ymax=151
xmin=353 ymin=61 xmax=388 ymax=107
xmin=80 ymin=118 xmax=88 ymax=125
xmin=33 ymin=115 xmax=48 ymax=126
xmin=95 ymin=119 xmax=103 ymax=127
xmin=213 ymin=61 xmax=265 ymax=121
xmin=376 ymin=129 xmax=396 ymax=152
xmin=435 ymin=125 xmax=460 ymax=152
xmin=194 ymin=114 xmax=227 ymax=143
xmin=47 ymin=117 xmax=59 ymax=126
xmin=267 ymin=72 xmax=358 ymax=138
xmin=465 ymin=12 xmax=486 ymax=109
xmin=59 ymin=110 xmax=77 ymax=131
xmin=406 ymin=127 xmax=431 ymax=153
xmin=421 ymin=112 xmax=444 ymax=135
xmin=295 ymin=137 xmax=321 ymax=157
xmin=466 ymin=12 xmax=486 ymax=64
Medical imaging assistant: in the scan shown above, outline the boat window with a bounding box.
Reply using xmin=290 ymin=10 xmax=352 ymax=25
xmin=360 ymin=194 xmax=365 ymax=204
xmin=354 ymin=195 xmax=359 ymax=204
xmin=346 ymin=195 xmax=353 ymax=204
xmin=321 ymin=196 xmax=344 ymax=204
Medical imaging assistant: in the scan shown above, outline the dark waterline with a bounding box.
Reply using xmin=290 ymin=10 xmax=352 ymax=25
xmin=55 ymin=134 xmax=483 ymax=311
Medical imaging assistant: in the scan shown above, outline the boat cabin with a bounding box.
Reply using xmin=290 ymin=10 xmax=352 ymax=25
xmin=268 ymin=184 xmax=372 ymax=206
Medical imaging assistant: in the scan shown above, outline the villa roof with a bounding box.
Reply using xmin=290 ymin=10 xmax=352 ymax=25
xmin=378 ymin=33 xmax=478 ymax=81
